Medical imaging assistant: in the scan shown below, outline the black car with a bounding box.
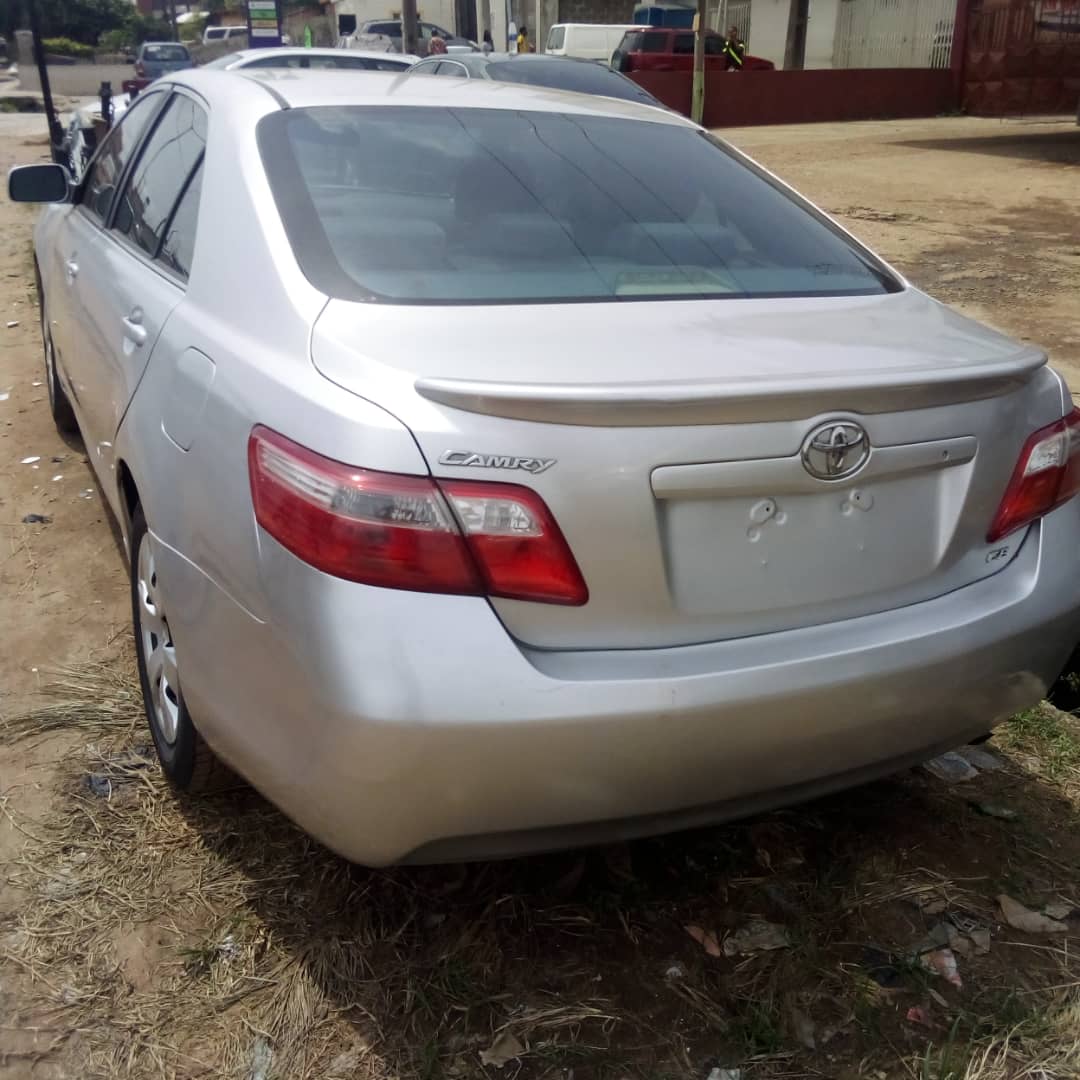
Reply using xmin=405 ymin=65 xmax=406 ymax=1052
xmin=407 ymin=52 xmax=664 ymax=107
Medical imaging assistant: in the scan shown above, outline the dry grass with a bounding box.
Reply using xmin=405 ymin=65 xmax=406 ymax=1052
xmin=2 ymin=664 xmax=1080 ymax=1079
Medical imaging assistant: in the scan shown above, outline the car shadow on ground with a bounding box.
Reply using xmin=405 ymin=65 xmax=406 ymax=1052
xmin=162 ymin=718 xmax=1080 ymax=1079
xmin=897 ymin=128 xmax=1080 ymax=165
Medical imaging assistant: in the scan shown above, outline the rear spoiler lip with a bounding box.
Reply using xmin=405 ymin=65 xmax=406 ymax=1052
xmin=415 ymin=350 xmax=1047 ymax=426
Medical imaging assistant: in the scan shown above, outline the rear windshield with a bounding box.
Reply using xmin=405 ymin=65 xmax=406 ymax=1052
xmin=257 ymin=106 xmax=898 ymax=305
xmin=143 ymin=44 xmax=190 ymax=60
xmin=205 ymin=27 xmax=227 ymax=39
xmin=487 ymin=58 xmax=660 ymax=105
xmin=547 ymin=25 xmax=566 ymax=49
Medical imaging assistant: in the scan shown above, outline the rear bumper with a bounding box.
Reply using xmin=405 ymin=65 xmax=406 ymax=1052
xmin=161 ymin=505 xmax=1080 ymax=866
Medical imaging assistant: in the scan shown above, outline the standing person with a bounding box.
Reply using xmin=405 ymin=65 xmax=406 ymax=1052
xmin=482 ymin=29 xmax=494 ymax=53
xmin=516 ymin=24 xmax=529 ymax=53
xmin=723 ymin=24 xmax=745 ymax=69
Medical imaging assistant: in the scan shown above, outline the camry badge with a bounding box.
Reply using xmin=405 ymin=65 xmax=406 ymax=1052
xmin=439 ymin=451 xmax=556 ymax=475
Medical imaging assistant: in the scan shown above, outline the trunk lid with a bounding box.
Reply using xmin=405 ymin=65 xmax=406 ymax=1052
xmin=310 ymin=289 xmax=1057 ymax=650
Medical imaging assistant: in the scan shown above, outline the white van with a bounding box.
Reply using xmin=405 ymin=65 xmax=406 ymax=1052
xmin=203 ymin=25 xmax=248 ymax=45
xmin=545 ymin=23 xmax=648 ymax=64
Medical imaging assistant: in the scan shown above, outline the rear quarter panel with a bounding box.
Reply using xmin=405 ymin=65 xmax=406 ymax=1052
xmin=113 ymin=83 xmax=427 ymax=626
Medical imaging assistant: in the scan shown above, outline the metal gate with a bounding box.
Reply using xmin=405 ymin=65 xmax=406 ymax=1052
xmin=833 ymin=0 xmax=956 ymax=68
xmin=964 ymin=0 xmax=1080 ymax=115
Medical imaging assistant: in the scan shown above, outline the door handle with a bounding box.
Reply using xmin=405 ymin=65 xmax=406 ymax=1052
xmin=65 ymin=258 xmax=79 ymax=281
xmin=122 ymin=310 xmax=147 ymax=347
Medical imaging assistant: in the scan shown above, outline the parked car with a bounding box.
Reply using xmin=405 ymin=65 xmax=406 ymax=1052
xmin=408 ymin=52 xmax=665 ymax=107
xmin=202 ymin=25 xmax=248 ymax=45
xmin=203 ymin=46 xmax=417 ymax=72
xmin=352 ymin=18 xmax=476 ymax=54
xmin=10 ymin=69 xmax=1080 ymax=866
xmin=135 ymin=42 xmax=195 ymax=81
xmin=612 ymin=27 xmax=775 ymax=72
xmin=545 ymin=23 xmax=648 ymax=64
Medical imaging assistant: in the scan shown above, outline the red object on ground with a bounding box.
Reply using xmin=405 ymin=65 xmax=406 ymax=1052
xmin=122 ymin=78 xmax=151 ymax=96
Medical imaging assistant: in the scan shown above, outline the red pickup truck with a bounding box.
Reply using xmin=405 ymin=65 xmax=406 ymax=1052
xmin=612 ymin=28 xmax=775 ymax=73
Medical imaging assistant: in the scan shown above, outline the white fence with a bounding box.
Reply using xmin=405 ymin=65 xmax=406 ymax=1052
xmin=833 ymin=0 xmax=955 ymax=69
xmin=713 ymin=0 xmax=753 ymax=42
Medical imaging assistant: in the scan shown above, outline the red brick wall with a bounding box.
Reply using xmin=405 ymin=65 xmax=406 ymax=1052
xmin=629 ymin=68 xmax=958 ymax=127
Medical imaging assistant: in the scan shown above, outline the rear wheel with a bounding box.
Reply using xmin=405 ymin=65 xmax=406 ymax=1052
xmin=130 ymin=506 xmax=228 ymax=791
xmin=37 ymin=274 xmax=78 ymax=435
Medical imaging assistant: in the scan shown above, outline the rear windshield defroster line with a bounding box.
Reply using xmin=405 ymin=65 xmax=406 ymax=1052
xmin=256 ymin=106 xmax=901 ymax=306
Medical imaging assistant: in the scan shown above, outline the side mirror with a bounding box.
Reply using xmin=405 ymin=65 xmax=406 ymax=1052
xmin=8 ymin=163 xmax=71 ymax=204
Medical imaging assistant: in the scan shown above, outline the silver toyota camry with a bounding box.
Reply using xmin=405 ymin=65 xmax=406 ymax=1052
xmin=11 ymin=70 xmax=1080 ymax=865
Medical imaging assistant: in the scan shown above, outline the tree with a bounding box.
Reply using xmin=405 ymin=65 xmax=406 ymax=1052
xmin=3 ymin=0 xmax=138 ymax=46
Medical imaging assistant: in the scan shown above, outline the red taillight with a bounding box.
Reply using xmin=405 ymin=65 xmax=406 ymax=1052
xmin=248 ymin=427 xmax=587 ymax=606
xmin=439 ymin=479 xmax=588 ymax=605
xmin=988 ymin=407 xmax=1080 ymax=542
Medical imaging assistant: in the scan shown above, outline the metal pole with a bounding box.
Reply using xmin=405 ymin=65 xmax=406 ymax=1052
xmin=691 ymin=0 xmax=706 ymax=124
xmin=27 ymin=0 xmax=63 ymax=161
xmin=99 ymin=81 xmax=113 ymax=132
xmin=401 ymin=0 xmax=420 ymax=56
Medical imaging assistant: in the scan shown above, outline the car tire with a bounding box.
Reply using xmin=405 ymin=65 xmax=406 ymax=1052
xmin=130 ymin=505 xmax=228 ymax=792
xmin=37 ymin=272 xmax=78 ymax=435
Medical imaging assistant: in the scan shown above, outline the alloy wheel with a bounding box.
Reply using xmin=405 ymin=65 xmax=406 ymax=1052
xmin=136 ymin=538 xmax=180 ymax=745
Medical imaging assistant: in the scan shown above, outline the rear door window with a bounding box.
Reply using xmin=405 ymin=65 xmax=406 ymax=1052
xmin=157 ymin=163 xmax=203 ymax=280
xmin=112 ymin=94 xmax=208 ymax=261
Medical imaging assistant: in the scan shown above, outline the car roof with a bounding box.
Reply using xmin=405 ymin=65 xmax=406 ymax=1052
xmin=168 ymin=67 xmax=692 ymax=125
xmin=422 ymin=53 xmax=624 ymax=71
xmin=224 ymin=47 xmax=416 ymax=64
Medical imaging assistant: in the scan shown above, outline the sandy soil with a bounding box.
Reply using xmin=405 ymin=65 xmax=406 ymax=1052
xmin=0 ymin=112 xmax=1078 ymax=1078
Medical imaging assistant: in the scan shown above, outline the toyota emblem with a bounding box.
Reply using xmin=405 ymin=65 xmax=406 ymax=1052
xmin=801 ymin=421 xmax=871 ymax=481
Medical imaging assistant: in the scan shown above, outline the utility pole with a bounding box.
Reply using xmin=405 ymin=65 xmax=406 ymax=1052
xmin=27 ymin=0 xmax=63 ymax=161
xmin=690 ymin=0 xmax=706 ymax=124
xmin=401 ymin=0 xmax=420 ymax=56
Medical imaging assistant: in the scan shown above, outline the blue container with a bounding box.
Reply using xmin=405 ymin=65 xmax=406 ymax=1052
xmin=632 ymin=3 xmax=695 ymax=27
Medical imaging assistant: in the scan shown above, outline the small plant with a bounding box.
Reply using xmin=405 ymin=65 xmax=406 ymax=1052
xmin=42 ymin=37 xmax=95 ymax=59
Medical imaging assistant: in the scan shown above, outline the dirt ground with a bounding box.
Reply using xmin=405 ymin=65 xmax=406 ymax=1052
xmin=1 ymin=113 xmax=1079 ymax=1080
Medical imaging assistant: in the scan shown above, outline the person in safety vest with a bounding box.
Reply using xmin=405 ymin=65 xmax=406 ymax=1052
xmin=723 ymin=25 xmax=745 ymax=70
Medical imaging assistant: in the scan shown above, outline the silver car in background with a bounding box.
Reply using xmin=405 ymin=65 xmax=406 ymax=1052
xmin=202 ymin=46 xmax=418 ymax=72
xmin=10 ymin=70 xmax=1080 ymax=865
